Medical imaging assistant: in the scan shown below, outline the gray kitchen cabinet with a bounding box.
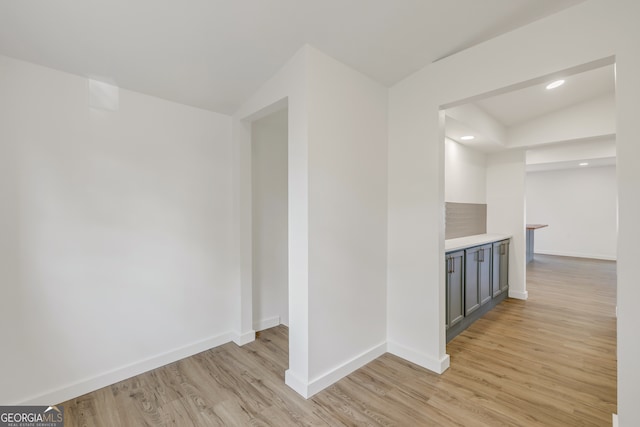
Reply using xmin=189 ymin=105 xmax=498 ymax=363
xmin=445 ymin=238 xmax=510 ymax=343
xmin=445 ymin=250 xmax=465 ymax=329
xmin=492 ymin=239 xmax=510 ymax=297
xmin=464 ymin=244 xmax=492 ymax=315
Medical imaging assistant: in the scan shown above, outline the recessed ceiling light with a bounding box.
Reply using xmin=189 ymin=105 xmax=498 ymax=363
xmin=546 ymin=79 xmax=565 ymax=90
xmin=460 ymin=135 xmax=475 ymax=140
xmin=579 ymin=162 xmax=589 ymax=166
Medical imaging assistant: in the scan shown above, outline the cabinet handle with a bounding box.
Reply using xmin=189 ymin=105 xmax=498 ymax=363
xmin=500 ymin=243 xmax=506 ymax=255
xmin=451 ymin=257 xmax=455 ymax=273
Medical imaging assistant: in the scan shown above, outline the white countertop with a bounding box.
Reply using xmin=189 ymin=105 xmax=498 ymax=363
xmin=445 ymin=234 xmax=511 ymax=252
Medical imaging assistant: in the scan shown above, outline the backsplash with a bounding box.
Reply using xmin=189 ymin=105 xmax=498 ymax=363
xmin=445 ymin=202 xmax=487 ymax=239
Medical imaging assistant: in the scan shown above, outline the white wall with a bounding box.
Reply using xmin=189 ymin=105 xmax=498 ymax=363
xmin=527 ymin=166 xmax=617 ymax=260
xmin=252 ymin=108 xmax=289 ymax=330
xmin=444 ymin=137 xmax=487 ymax=203
xmin=388 ymin=2 xmax=640 ymax=423
xmin=306 ymin=48 xmax=388 ymax=391
xmin=0 ymin=55 xmax=235 ymax=405
xmin=486 ymin=150 xmax=527 ymax=299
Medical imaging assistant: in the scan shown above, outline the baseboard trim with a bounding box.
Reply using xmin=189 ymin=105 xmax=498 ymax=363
xmin=307 ymin=342 xmax=387 ymax=398
xmin=612 ymin=413 xmax=618 ymax=427
xmin=284 ymin=369 xmax=309 ymax=398
xmin=509 ymin=289 xmax=528 ymax=300
xmin=18 ymin=331 xmax=234 ymax=406
xmin=253 ymin=316 xmax=280 ymax=332
xmin=387 ymin=341 xmax=450 ymax=374
xmin=534 ymin=250 xmax=616 ymax=261
xmin=285 ymin=342 xmax=387 ymax=399
xmin=232 ymin=329 xmax=256 ymax=346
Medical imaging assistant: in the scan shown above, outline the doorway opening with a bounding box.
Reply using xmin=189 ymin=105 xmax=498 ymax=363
xmin=441 ymin=56 xmax=617 ymax=343
xmin=440 ymin=57 xmax=618 ymax=421
xmin=250 ymin=105 xmax=289 ymax=373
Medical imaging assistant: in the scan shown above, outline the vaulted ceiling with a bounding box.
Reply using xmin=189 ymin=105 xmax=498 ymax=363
xmin=0 ymin=0 xmax=584 ymax=114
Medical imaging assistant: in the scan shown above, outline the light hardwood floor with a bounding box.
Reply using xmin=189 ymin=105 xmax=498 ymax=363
xmin=61 ymin=254 xmax=617 ymax=426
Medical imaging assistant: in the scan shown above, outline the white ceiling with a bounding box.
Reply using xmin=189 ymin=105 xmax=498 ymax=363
xmin=444 ymin=63 xmax=616 ymax=171
xmin=475 ymin=64 xmax=615 ymax=127
xmin=0 ymin=0 xmax=584 ymax=114
xmin=445 ymin=63 xmax=615 ymax=150
xmin=446 ymin=117 xmax=506 ymax=153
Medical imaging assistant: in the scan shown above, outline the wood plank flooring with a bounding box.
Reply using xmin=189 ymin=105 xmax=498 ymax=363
xmin=61 ymin=254 xmax=617 ymax=426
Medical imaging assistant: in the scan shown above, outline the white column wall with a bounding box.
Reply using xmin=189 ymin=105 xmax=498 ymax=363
xmin=486 ymin=150 xmax=527 ymax=299
xmin=234 ymin=45 xmax=388 ymax=398
xmin=305 ymin=48 xmax=388 ymax=394
xmin=233 ymin=46 xmax=310 ymax=390
xmin=387 ymin=85 xmax=449 ymax=372
xmin=616 ymin=22 xmax=640 ymax=423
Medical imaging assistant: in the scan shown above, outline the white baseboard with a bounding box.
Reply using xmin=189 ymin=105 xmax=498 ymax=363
xmin=285 ymin=342 xmax=387 ymax=399
xmin=18 ymin=331 xmax=234 ymax=406
xmin=253 ymin=316 xmax=280 ymax=331
xmin=612 ymin=413 xmax=618 ymax=427
xmin=535 ymin=250 xmax=616 ymax=261
xmin=284 ymin=369 xmax=309 ymax=398
xmin=509 ymin=289 xmax=528 ymax=300
xmin=307 ymin=342 xmax=387 ymax=397
xmin=232 ymin=329 xmax=255 ymax=346
xmin=387 ymin=341 xmax=450 ymax=374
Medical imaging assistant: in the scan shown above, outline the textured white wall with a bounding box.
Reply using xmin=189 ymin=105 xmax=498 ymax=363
xmin=0 ymin=55 xmax=235 ymax=405
xmin=252 ymin=109 xmax=289 ymax=330
xmin=527 ymin=166 xmax=617 ymax=260
xmin=444 ymin=138 xmax=487 ymax=204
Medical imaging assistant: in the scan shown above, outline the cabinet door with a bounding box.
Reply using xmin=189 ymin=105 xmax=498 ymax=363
xmin=464 ymin=247 xmax=480 ymax=315
xmin=446 ymin=251 xmax=464 ymax=328
xmin=492 ymin=242 xmax=502 ymax=297
xmin=492 ymin=240 xmax=510 ymax=296
xmin=478 ymin=244 xmax=492 ymax=305
xmin=500 ymin=240 xmax=510 ymax=293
